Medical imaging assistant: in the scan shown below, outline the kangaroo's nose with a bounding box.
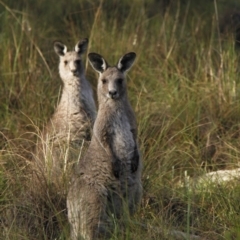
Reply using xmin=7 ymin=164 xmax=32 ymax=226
xmin=71 ymin=68 xmax=78 ymax=75
xmin=109 ymin=90 xmax=117 ymax=98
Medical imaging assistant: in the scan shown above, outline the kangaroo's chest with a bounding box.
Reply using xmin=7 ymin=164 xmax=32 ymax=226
xmin=111 ymin=114 xmax=135 ymax=161
xmin=50 ymin=106 xmax=91 ymax=143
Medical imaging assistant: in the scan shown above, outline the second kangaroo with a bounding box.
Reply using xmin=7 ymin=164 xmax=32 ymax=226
xmin=35 ymin=38 xmax=96 ymax=181
xmin=67 ymin=52 xmax=142 ymax=240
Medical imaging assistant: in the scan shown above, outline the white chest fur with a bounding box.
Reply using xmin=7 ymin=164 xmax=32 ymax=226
xmin=112 ymin=112 xmax=135 ymax=161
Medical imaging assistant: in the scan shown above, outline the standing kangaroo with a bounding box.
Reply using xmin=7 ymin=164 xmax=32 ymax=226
xmin=67 ymin=52 xmax=142 ymax=240
xmin=35 ymin=38 xmax=96 ymax=181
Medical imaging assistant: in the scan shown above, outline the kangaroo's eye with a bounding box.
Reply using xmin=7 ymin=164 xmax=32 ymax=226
xmin=102 ymin=79 xmax=107 ymax=84
xmin=75 ymin=60 xmax=81 ymax=65
xmin=64 ymin=60 xmax=68 ymax=65
xmin=117 ymin=78 xmax=123 ymax=84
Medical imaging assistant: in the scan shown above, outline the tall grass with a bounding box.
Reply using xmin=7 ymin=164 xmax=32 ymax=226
xmin=1 ymin=0 xmax=240 ymax=239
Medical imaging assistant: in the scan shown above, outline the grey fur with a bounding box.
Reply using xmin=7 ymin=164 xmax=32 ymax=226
xmin=67 ymin=52 xmax=142 ymax=240
xmin=35 ymin=38 xmax=96 ymax=181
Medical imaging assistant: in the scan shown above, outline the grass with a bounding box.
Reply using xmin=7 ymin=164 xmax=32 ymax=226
xmin=1 ymin=0 xmax=240 ymax=239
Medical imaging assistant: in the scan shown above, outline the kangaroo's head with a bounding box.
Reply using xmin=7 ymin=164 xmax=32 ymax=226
xmin=88 ymin=52 xmax=136 ymax=101
xmin=54 ymin=38 xmax=88 ymax=81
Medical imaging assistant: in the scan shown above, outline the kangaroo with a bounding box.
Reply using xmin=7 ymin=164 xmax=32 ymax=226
xmin=35 ymin=38 xmax=96 ymax=181
xmin=67 ymin=52 xmax=142 ymax=240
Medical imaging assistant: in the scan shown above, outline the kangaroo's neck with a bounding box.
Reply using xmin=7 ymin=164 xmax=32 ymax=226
xmin=57 ymin=75 xmax=89 ymax=115
xmin=98 ymin=97 xmax=128 ymax=112
xmin=97 ymin=97 xmax=132 ymax=124
xmin=93 ymin=97 xmax=135 ymax=144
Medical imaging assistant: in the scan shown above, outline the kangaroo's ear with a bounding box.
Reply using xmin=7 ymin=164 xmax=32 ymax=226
xmin=54 ymin=41 xmax=67 ymax=56
xmin=117 ymin=52 xmax=136 ymax=72
xmin=75 ymin=38 xmax=88 ymax=54
xmin=88 ymin=53 xmax=108 ymax=73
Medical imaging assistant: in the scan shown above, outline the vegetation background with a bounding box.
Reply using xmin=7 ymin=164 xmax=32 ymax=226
xmin=1 ymin=0 xmax=240 ymax=239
